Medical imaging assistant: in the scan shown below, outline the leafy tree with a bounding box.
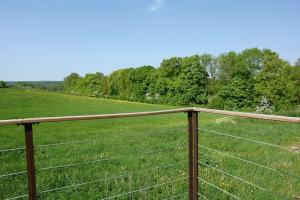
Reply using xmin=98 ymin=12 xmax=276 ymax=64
xmin=129 ymin=66 xmax=155 ymax=101
xmin=15 ymin=82 xmax=35 ymax=88
xmin=171 ymin=55 xmax=209 ymax=105
xmin=295 ymin=57 xmax=300 ymax=67
xmin=153 ymin=77 xmax=169 ymax=97
xmin=78 ymin=72 xmax=105 ymax=97
xmin=62 ymin=48 xmax=299 ymax=112
xmin=218 ymin=51 xmax=239 ymax=82
xmin=291 ymin=66 xmax=300 ymax=104
xmin=218 ymin=48 xmax=263 ymax=81
xmin=102 ymin=76 xmax=109 ymax=97
xmin=159 ymin=57 xmax=183 ymax=78
xmin=199 ymin=54 xmax=219 ymax=79
xmin=150 ymin=57 xmax=183 ymax=103
xmin=216 ymin=48 xmax=263 ymax=109
xmin=0 ymin=81 xmax=6 ymax=88
xmin=208 ymin=95 xmax=225 ymax=109
xmin=219 ymin=77 xmax=254 ymax=110
xmin=254 ymin=50 xmax=297 ymax=111
xmin=109 ymin=68 xmax=133 ymax=99
xmin=64 ymin=73 xmax=81 ymax=94
xmin=239 ymin=48 xmax=264 ymax=76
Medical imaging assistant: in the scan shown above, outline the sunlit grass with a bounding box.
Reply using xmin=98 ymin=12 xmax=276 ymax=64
xmin=0 ymin=88 xmax=299 ymax=199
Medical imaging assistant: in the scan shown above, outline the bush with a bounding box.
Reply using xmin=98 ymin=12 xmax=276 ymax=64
xmin=219 ymin=78 xmax=254 ymax=110
xmin=0 ymin=81 xmax=6 ymax=88
xmin=208 ymin=95 xmax=225 ymax=109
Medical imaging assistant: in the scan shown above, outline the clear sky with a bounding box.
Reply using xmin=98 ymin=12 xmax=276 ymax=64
xmin=0 ymin=0 xmax=299 ymax=81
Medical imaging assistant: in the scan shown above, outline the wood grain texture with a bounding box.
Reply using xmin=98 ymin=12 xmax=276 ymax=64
xmin=0 ymin=107 xmax=299 ymax=126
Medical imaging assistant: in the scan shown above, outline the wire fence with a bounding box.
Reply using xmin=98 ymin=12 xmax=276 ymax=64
xmin=198 ymin=116 xmax=300 ymax=200
xmin=1 ymin=146 xmax=185 ymax=179
xmin=1 ymin=118 xmax=189 ymax=200
xmin=0 ymin=108 xmax=299 ymax=200
xmin=199 ymin=177 xmax=241 ymax=200
xmin=100 ymin=176 xmax=187 ymax=200
xmin=198 ymin=161 xmax=265 ymax=191
xmin=0 ymin=125 xmax=186 ymax=153
xmin=199 ymin=128 xmax=297 ymax=153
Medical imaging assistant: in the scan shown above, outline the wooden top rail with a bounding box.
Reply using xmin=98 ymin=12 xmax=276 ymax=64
xmin=193 ymin=108 xmax=300 ymax=123
xmin=0 ymin=107 xmax=299 ymax=126
xmin=0 ymin=108 xmax=193 ymax=126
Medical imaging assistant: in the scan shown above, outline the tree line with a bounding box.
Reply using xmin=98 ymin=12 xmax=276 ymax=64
xmin=0 ymin=81 xmax=64 ymax=91
xmin=64 ymin=48 xmax=300 ymax=112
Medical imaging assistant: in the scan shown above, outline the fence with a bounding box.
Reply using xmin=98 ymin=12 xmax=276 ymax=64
xmin=0 ymin=107 xmax=299 ymax=200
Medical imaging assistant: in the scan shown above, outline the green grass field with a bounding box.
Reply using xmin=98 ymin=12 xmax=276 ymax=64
xmin=0 ymin=88 xmax=299 ymax=200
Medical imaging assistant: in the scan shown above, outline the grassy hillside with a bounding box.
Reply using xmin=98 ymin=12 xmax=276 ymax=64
xmin=0 ymin=88 xmax=299 ymax=199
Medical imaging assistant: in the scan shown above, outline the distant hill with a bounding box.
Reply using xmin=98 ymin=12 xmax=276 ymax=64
xmin=5 ymin=81 xmax=64 ymax=91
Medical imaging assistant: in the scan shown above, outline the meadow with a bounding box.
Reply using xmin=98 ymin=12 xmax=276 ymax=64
xmin=0 ymin=88 xmax=299 ymax=200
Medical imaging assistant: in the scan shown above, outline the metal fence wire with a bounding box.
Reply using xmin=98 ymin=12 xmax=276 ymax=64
xmin=0 ymin=107 xmax=299 ymax=200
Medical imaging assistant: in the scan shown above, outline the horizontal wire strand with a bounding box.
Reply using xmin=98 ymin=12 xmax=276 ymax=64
xmin=0 ymin=170 xmax=27 ymax=178
xmin=0 ymin=147 xmax=25 ymax=153
xmin=199 ymin=128 xmax=295 ymax=152
xmin=1 ymin=127 xmax=185 ymax=178
xmin=0 ymin=125 xmax=186 ymax=153
xmin=198 ymin=193 xmax=209 ymax=200
xmin=39 ymin=161 xmax=186 ymax=195
xmin=4 ymin=125 xmax=296 ymax=199
xmin=38 ymin=146 xmax=183 ymax=171
xmin=101 ymin=176 xmax=187 ymax=200
xmin=0 ymin=146 xmax=184 ymax=178
xmin=198 ymin=161 xmax=265 ymax=191
xmin=4 ymin=129 xmax=296 ymax=199
xmin=199 ymin=178 xmax=241 ymax=200
xmin=199 ymin=144 xmax=300 ymax=181
xmin=164 ymin=192 xmax=188 ymax=200
xmin=37 ymin=126 xmax=185 ymax=149
xmin=199 ymin=144 xmax=276 ymax=171
xmin=4 ymin=161 xmax=186 ymax=200
xmin=4 ymin=194 xmax=28 ymax=200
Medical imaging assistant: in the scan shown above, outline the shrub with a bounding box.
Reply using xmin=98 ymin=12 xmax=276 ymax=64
xmin=208 ymin=95 xmax=225 ymax=109
xmin=0 ymin=81 xmax=6 ymax=88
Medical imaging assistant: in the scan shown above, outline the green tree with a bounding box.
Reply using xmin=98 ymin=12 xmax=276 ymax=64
xmin=171 ymin=55 xmax=209 ymax=105
xmin=199 ymin=54 xmax=219 ymax=79
xmin=151 ymin=57 xmax=183 ymax=103
xmin=153 ymin=77 xmax=169 ymax=98
xmin=159 ymin=57 xmax=183 ymax=78
xmin=129 ymin=66 xmax=155 ymax=101
xmin=239 ymin=48 xmax=264 ymax=76
xmin=295 ymin=57 xmax=300 ymax=67
xmin=61 ymin=48 xmax=298 ymax=112
xmin=0 ymin=81 xmax=6 ymax=88
xmin=202 ymin=54 xmax=221 ymax=96
xmin=291 ymin=66 xmax=300 ymax=104
xmin=78 ymin=72 xmax=105 ymax=97
xmin=102 ymin=76 xmax=109 ymax=97
xmin=216 ymin=48 xmax=267 ymax=109
xmin=218 ymin=51 xmax=239 ymax=82
xmin=109 ymin=68 xmax=133 ymax=99
xmin=254 ymin=49 xmax=297 ymax=111
xmin=219 ymin=77 xmax=254 ymax=110
xmin=218 ymin=48 xmax=264 ymax=82
xmin=64 ymin=73 xmax=81 ymax=94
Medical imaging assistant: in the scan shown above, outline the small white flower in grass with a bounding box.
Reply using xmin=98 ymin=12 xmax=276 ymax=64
xmin=215 ymin=117 xmax=237 ymax=125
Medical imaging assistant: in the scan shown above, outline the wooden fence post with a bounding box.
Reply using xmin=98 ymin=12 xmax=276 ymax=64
xmin=24 ymin=123 xmax=37 ymax=200
xmin=187 ymin=111 xmax=199 ymax=200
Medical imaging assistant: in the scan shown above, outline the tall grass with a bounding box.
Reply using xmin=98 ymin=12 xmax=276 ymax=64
xmin=0 ymin=88 xmax=299 ymax=199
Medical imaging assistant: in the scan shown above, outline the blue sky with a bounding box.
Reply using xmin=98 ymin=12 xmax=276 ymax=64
xmin=0 ymin=0 xmax=299 ymax=81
